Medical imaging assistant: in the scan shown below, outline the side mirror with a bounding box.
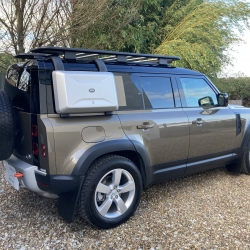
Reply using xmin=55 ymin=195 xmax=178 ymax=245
xmin=198 ymin=96 xmax=214 ymax=106
xmin=218 ymin=93 xmax=228 ymax=107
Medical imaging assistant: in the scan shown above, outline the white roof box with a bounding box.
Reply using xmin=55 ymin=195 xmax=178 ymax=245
xmin=52 ymin=71 xmax=118 ymax=113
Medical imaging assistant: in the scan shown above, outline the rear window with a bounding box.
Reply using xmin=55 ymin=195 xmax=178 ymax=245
xmin=5 ymin=62 xmax=40 ymax=114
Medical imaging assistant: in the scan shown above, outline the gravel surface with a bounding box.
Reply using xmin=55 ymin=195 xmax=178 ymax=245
xmin=1 ymin=162 xmax=250 ymax=249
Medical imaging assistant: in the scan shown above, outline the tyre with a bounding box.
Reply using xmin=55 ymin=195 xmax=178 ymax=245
xmin=226 ymin=141 xmax=250 ymax=174
xmin=240 ymin=141 xmax=250 ymax=174
xmin=79 ymin=154 xmax=143 ymax=228
xmin=0 ymin=90 xmax=15 ymax=160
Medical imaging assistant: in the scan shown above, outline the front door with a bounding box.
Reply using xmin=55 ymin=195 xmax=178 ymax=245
xmin=176 ymin=76 xmax=236 ymax=174
xmin=116 ymin=73 xmax=189 ymax=182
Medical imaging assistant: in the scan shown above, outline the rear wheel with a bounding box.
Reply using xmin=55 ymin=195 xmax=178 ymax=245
xmin=0 ymin=90 xmax=15 ymax=160
xmin=79 ymin=155 xmax=142 ymax=228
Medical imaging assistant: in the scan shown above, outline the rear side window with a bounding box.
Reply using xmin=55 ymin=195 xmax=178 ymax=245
xmin=118 ymin=74 xmax=144 ymax=110
xmin=116 ymin=73 xmax=175 ymax=110
xmin=140 ymin=77 xmax=174 ymax=109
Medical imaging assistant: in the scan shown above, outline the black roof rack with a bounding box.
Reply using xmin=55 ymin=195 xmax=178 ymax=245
xmin=30 ymin=46 xmax=180 ymax=66
xmin=15 ymin=52 xmax=60 ymax=59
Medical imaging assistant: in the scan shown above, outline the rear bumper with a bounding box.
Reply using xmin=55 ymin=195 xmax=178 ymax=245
xmin=35 ymin=171 xmax=83 ymax=195
xmin=4 ymin=155 xmax=84 ymax=223
xmin=4 ymin=155 xmax=58 ymax=198
xmin=5 ymin=155 xmax=41 ymax=193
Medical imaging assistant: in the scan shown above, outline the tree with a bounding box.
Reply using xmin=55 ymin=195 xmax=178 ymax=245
xmin=214 ymin=76 xmax=250 ymax=106
xmin=70 ymin=0 xmax=141 ymax=50
xmin=0 ymin=0 xmax=64 ymax=54
xmin=0 ymin=0 xmax=136 ymax=55
xmin=74 ymin=0 xmax=174 ymax=52
xmin=154 ymin=0 xmax=250 ymax=78
xmin=0 ymin=53 xmax=13 ymax=72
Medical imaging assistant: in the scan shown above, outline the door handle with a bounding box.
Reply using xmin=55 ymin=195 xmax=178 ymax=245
xmin=192 ymin=118 xmax=204 ymax=125
xmin=137 ymin=122 xmax=154 ymax=129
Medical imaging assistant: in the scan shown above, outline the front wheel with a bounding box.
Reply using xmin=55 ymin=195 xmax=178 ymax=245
xmin=226 ymin=141 xmax=250 ymax=174
xmin=79 ymin=155 xmax=143 ymax=228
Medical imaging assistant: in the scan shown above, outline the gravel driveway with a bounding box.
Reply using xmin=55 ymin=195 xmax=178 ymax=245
xmin=1 ymin=162 xmax=250 ymax=249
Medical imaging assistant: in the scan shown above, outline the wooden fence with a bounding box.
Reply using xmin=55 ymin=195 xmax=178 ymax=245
xmin=228 ymin=100 xmax=242 ymax=106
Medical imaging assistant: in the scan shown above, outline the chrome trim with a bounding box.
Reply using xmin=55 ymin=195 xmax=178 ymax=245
xmin=35 ymin=169 xmax=47 ymax=176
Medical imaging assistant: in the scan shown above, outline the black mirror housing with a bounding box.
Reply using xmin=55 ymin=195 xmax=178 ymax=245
xmin=218 ymin=93 xmax=228 ymax=107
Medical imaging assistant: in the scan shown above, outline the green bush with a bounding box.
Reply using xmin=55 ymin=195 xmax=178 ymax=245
xmin=213 ymin=77 xmax=250 ymax=106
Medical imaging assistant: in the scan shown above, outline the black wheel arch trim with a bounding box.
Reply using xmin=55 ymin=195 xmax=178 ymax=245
xmin=241 ymin=123 xmax=250 ymax=149
xmin=72 ymin=139 xmax=151 ymax=185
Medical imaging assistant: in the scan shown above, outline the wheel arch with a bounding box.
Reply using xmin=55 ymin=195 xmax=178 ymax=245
xmin=72 ymin=139 xmax=151 ymax=187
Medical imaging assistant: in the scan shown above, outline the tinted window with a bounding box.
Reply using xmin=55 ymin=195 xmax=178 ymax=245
xmin=140 ymin=77 xmax=174 ymax=109
xmin=179 ymin=78 xmax=218 ymax=107
xmin=118 ymin=74 xmax=144 ymax=110
xmin=5 ymin=63 xmax=39 ymax=113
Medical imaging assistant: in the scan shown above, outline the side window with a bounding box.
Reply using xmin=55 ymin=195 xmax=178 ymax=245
xmin=179 ymin=78 xmax=218 ymax=107
xmin=116 ymin=74 xmax=175 ymax=110
xmin=117 ymin=74 xmax=144 ymax=110
xmin=140 ymin=77 xmax=175 ymax=109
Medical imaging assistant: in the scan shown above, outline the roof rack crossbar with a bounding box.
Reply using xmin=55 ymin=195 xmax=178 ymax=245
xmin=96 ymin=55 xmax=116 ymax=60
xmin=76 ymin=53 xmax=99 ymax=59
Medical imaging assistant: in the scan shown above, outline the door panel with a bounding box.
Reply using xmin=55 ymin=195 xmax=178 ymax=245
xmin=116 ymin=74 xmax=189 ymax=179
xmin=118 ymin=109 xmax=189 ymax=166
xmin=176 ymin=76 xmax=236 ymax=173
xmin=183 ymin=107 xmax=236 ymax=158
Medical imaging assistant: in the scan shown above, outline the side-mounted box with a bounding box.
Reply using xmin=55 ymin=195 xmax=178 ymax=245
xmin=52 ymin=71 xmax=118 ymax=113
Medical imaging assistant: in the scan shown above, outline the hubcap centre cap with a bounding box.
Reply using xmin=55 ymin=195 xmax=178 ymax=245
xmin=111 ymin=189 xmax=118 ymax=196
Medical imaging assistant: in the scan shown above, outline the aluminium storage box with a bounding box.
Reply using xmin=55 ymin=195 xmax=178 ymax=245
xmin=52 ymin=71 xmax=118 ymax=113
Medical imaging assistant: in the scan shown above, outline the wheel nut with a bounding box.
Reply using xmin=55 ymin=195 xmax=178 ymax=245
xmin=115 ymin=195 xmax=118 ymax=199
xmin=111 ymin=195 xmax=113 ymax=199
xmin=117 ymin=189 xmax=121 ymax=192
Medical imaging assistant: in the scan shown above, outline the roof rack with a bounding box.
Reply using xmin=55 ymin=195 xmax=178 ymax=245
xmin=30 ymin=46 xmax=180 ymax=66
xmin=15 ymin=52 xmax=60 ymax=59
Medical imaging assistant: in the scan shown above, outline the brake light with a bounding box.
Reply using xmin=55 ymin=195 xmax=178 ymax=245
xmin=33 ymin=143 xmax=39 ymax=155
xmin=32 ymin=125 xmax=38 ymax=137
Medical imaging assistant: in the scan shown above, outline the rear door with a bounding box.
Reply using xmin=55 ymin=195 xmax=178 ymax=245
xmin=116 ymin=73 xmax=189 ymax=183
xmin=176 ymin=76 xmax=236 ymax=174
xmin=5 ymin=62 xmax=40 ymax=165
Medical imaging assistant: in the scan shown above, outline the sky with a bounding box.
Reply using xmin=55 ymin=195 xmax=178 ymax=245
xmin=222 ymin=29 xmax=250 ymax=77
